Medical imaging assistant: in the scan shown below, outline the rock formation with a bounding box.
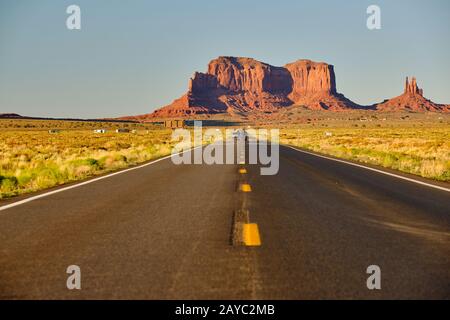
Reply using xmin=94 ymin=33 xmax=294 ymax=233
xmin=285 ymin=60 xmax=336 ymax=98
xmin=404 ymin=76 xmax=423 ymax=96
xmin=375 ymin=76 xmax=449 ymax=112
xmin=285 ymin=59 xmax=361 ymax=111
xmin=148 ymin=56 xmax=360 ymax=118
xmin=126 ymin=57 xmax=449 ymax=120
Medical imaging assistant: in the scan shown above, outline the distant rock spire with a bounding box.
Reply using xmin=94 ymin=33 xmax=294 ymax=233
xmin=404 ymin=76 xmax=423 ymax=96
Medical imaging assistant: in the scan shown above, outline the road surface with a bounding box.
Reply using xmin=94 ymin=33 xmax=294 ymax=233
xmin=0 ymin=144 xmax=449 ymax=299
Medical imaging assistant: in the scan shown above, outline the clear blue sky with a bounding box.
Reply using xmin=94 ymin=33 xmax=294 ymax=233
xmin=0 ymin=0 xmax=449 ymax=118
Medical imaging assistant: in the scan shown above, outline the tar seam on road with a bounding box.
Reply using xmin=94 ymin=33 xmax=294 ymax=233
xmin=286 ymin=145 xmax=450 ymax=193
xmin=0 ymin=146 xmax=203 ymax=212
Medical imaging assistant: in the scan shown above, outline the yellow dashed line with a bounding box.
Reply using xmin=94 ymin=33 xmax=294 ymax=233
xmin=239 ymin=168 xmax=247 ymax=174
xmin=239 ymin=183 xmax=252 ymax=192
xmin=243 ymin=223 xmax=261 ymax=246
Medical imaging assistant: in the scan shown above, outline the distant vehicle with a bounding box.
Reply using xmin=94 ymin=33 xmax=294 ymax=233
xmin=232 ymin=129 xmax=247 ymax=139
xmin=116 ymin=128 xmax=130 ymax=133
xmin=93 ymin=129 xmax=107 ymax=133
xmin=48 ymin=129 xmax=60 ymax=134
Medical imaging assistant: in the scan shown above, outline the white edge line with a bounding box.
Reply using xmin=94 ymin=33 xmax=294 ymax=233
xmin=0 ymin=146 xmax=203 ymax=212
xmin=285 ymin=145 xmax=450 ymax=193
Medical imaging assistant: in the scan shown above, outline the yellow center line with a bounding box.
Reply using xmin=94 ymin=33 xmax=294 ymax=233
xmin=239 ymin=183 xmax=252 ymax=192
xmin=243 ymin=223 xmax=261 ymax=246
xmin=239 ymin=168 xmax=247 ymax=174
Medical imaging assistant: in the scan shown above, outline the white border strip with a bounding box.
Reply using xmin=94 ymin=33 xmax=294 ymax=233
xmin=285 ymin=145 xmax=450 ymax=193
xmin=0 ymin=147 xmax=202 ymax=212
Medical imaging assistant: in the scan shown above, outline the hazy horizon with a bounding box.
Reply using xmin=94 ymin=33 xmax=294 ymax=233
xmin=1 ymin=0 xmax=449 ymax=118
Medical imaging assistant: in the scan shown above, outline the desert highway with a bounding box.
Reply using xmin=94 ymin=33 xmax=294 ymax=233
xmin=0 ymin=144 xmax=449 ymax=299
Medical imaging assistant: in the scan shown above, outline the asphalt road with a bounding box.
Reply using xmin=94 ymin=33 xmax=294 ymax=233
xmin=0 ymin=144 xmax=449 ymax=299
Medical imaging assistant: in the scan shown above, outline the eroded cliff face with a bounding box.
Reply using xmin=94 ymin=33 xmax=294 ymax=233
xmin=284 ymin=60 xmax=359 ymax=111
xmin=188 ymin=72 xmax=219 ymax=94
xmin=285 ymin=60 xmax=336 ymax=99
xmin=207 ymin=57 xmax=292 ymax=94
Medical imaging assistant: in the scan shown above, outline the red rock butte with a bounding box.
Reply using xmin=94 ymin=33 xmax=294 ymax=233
xmin=123 ymin=57 xmax=449 ymax=120
xmin=374 ymin=76 xmax=449 ymax=112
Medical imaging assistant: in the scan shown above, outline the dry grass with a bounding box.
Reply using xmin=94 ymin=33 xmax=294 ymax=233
xmin=280 ymin=127 xmax=450 ymax=181
xmin=0 ymin=128 xmax=176 ymax=198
